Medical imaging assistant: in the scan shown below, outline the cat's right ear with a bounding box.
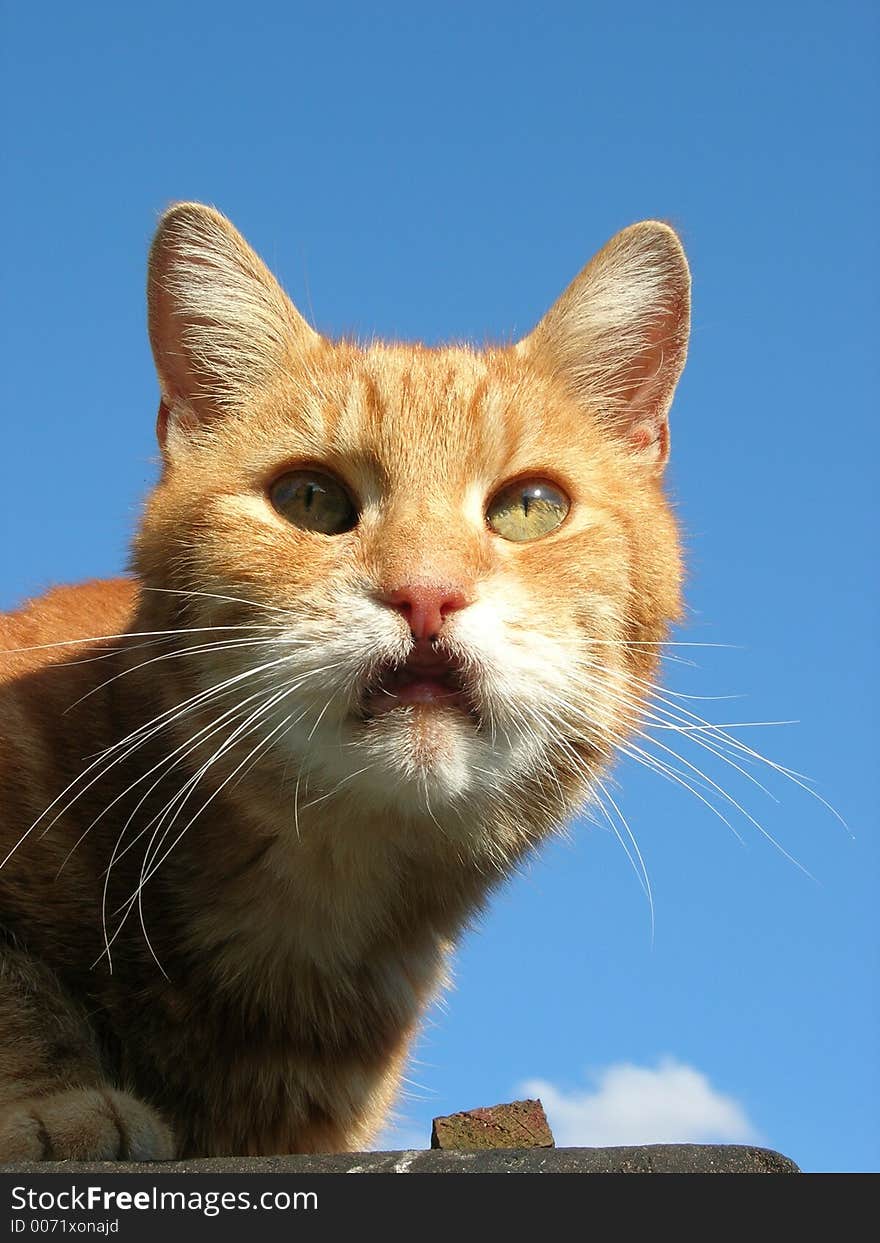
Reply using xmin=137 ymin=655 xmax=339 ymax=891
xmin=147 ymin=203 xmax=321 ymax=454
xmin=516 ymin=221 xmax=690 ymax=469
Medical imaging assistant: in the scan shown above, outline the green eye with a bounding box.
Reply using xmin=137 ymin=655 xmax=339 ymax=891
xmin=270 ymin=469 xmax=357 ymax=535
xmin=486 ymin=478 xmax=570 ymax=542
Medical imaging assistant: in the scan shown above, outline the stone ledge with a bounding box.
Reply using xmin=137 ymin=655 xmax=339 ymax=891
xmin=1 ymin=1144 xmax=799 ymax=1175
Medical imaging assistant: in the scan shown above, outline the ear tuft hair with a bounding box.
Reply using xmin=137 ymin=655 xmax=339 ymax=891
xmin=147 ymin=203 xmax=320 ymax=429
xmin=519 ymin=221 xmax=691 ymax=467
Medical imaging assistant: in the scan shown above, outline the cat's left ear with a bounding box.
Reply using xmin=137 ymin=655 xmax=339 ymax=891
xmin=147 ymin=202 xmax=322 ymax=453
xmin=517 ymin=221 xmax=690 ymax=468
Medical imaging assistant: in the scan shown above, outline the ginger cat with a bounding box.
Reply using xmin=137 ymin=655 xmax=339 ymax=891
xmin=0 ymin=205 xmax=689 ymax=1160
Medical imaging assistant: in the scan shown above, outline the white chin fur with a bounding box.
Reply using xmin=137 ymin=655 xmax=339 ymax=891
xmin=291 ymin=703 xmax=482 ymax=813
xmin=273 ymin=697 xmax=547 ymax=818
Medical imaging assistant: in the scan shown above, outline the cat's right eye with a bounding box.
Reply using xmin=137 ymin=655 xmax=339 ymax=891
xmin=269 ymin=469 xmax=358 ymax=535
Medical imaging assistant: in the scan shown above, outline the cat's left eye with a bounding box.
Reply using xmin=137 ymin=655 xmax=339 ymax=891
xmin=486 ymin=478 xmax=570 ymax=542
xmin=269 ymin=469 xmax=357 ymax=535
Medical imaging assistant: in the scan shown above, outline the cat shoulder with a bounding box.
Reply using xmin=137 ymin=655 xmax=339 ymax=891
xmin=0 ymin=578 xmax=137 ymax=677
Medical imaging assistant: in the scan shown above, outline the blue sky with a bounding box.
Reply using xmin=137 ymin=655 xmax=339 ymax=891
xmin=1 ymin=1 xmax=876 ymax=1172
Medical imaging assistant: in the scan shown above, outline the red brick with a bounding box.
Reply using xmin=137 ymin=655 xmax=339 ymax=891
xmin=431 ymin=1099 xmax=554 ymax=1150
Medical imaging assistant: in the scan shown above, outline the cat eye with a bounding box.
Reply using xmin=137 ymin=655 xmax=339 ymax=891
xmin=486 ymin=478 xmax=570 ymax=542
xmin=269 ymin=469 xmax=357 ymax=535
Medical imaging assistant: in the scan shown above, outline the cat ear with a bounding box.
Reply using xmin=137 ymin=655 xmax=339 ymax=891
xmin=517 ymin=222 xmax=690 ymax=467
xmin=147 ymin=202 xmax=321 ymax=447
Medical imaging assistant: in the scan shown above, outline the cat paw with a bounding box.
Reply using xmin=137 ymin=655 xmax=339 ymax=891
xmin=0 ymin=1087 xmax=175 ymax=1162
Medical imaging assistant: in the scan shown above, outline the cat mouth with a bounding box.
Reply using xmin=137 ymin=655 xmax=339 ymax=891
xmin=361 ymin=649 xmax=474 ymax=719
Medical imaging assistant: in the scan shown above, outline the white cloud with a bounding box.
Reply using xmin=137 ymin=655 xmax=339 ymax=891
xmin=520 ymin=1058 xmax=760 ymax=1147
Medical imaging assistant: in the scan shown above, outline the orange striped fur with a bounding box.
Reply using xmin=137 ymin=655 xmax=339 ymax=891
xmin=0 ymin=205 xmax=689 ymax=1159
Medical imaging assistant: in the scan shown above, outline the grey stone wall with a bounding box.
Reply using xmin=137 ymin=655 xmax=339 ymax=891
xmin=2 ymin=1144 xmax=799 ymax=1174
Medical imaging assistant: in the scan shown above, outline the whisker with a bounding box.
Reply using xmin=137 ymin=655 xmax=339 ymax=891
xmin=614 ymin=736 xmax=746 ymax=844
xmin=141 ymin=586 xmax=296 ymax=617
xmin=103 ymin=689 xmax=296 ymax=968
xmin=1 ymin=652 xmax=302 ymax=872
xmin=595 ymin=775 xmax=654 ymax=938
xmin=615 ymin=669 xmax=849 ymax=834
xmin=299 ymin=765 xmax=376 ymax=811
xmin=93 ymin=694 xmax=269 ymax=968
xmin=63 ymin=685 xmax=274 ymax=881
xmin=136 ymin=702 xmax=298 ymax=976
xmin=107 ymin=657 xmax=351 ymax=957
xmin=101 ymin=661 xmax=343 ymax=881
xmin=526 ymin=663 xmax=829 ymax=871
xmin=135 ymin=694 xmax=299 ymax=900
xmin=3 ymin=622 xmax=283 ymax=657
xmin=63 ymin=636 xmax=292 ymax=712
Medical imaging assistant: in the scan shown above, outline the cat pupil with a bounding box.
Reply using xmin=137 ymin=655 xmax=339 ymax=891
xmin=303 ymin=483 xmax=316 ymax=510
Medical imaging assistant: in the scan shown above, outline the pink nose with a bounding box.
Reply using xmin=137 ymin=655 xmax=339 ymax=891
xmin=382 ymin=584 xmax=472 ymax=641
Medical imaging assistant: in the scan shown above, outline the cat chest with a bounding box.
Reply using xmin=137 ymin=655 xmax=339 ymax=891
xmin=132 ymin=939 xmax=442 ymax=1080
xmin=125 ymin=947 xmax=442 ymax=1153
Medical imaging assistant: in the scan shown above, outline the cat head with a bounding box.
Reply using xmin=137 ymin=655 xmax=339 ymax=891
xmin=135 ymin=203 xmax=689 ymax=846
